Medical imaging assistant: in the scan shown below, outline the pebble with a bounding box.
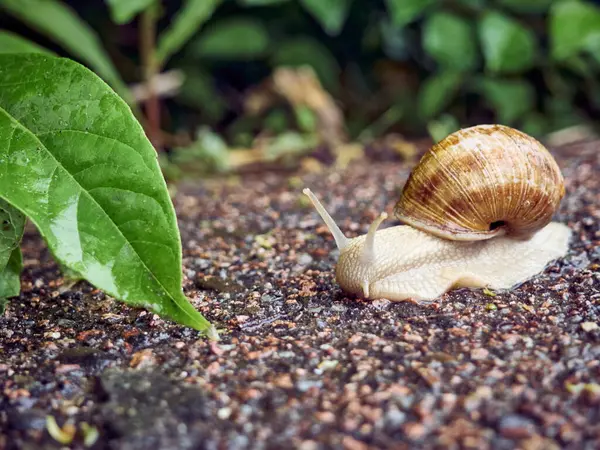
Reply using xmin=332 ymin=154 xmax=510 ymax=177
xmin=581 ymin=321 xmax=599 ymax=332
xmin=498 ymin=415 xmax=536 ymax=439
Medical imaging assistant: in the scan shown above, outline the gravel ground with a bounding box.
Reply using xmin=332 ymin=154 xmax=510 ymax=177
xmin=0 ymin=140 xmax=599 ymax=450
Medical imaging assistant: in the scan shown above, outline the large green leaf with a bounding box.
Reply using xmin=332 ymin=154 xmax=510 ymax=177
xmin=423 ymin=12 xmax=477 ymax=71
xmin=550 ymin=0 xmax=600 ymax=61
xmin=0 ymin=54 xmax=213 ymax=333
xmin=105 ymin=0 xmax=156 ymax=24
xmin=299 ymin=0 xmax=351 ymax=36
xmin=156 ymin=0 xmax=223 ymax=66
xmin=192 ymin=17 xmax=270 ymax=59
xmin=478 ymin=11 xmax=537 ymax=74
xmin=478 ymin=78 xmax=535 ymax=124
xmin=384 ymin=0 xmax=435 ymax=27
xmin=0 ymin=31 xmax=54 ymax=55
xmin=0 ymin=0 xmax=132 ymax=105
xmin=418 ymin=72 xmax=462 ymax=119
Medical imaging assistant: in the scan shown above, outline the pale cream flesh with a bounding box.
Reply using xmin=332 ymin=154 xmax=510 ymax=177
xmin=303 ymin=188 xmax=571 ymax=302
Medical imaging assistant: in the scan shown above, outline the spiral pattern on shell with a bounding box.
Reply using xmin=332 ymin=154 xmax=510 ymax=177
xmin=394 ymin=124 xmax=565 ymax=241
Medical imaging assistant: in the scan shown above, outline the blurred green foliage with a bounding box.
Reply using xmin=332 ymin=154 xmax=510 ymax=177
xmin=2 ymin=0 xmax=600 ymax=144
xmin=171 ymin=0 xmax=600 ymax=141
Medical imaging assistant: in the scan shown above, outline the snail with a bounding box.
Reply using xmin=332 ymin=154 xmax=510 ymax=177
xmin=303 ymin=124 xmax=571 ymax=302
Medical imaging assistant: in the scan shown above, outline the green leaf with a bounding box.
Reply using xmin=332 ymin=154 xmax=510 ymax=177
xmin=299 ymin=0 xmax=351 ymax=36
xmin=0 ymin=54 xmax=213 ymax=333
xmin=384 ymin=0 xmax=436 ymax=27
xmin=478 ymin=78 xmax=535 ymax=124
xmin=172 ymin=127 xmax=230 ymax=174
xmin=0 ymin=199 xmax=25 ymax=308
xmin=418 ymin=72 xmax=462 ymax=119
xmin=479 ymin=11 xmax=537 ymax=74
xmin=499 ymin=0 xmax=552 ymax=14
xmin=0 ymin=199 xmax=25 ymax=261
xmin=0 ymin=0 xmax=132 ymax=105
xmin=156 ymin=0 xmax=223 ymax=66
xmin=0 ymin=31 xmax=54 ymax=55
xmin=550 ymin=0 xmax=600 ymax=61
xmin=271 ymin=37 xmax=340 ymax=91
xmin=0 ymin=247 xmax=23 ymax=307
xmin=105 ymin=0 xmax=156 ymax=24
xmin=192 ymin=18 xmax=269 ymax=59
xmin=423 ymin=12 xmax=477 ymax=71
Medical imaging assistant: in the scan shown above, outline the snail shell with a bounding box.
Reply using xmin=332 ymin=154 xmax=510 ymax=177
xmin=394 ymin=124 xmax=565 ymax=241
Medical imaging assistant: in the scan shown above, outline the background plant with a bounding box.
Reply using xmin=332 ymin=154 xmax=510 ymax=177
xmin=3 ymin=0 xmax=600 ymax=155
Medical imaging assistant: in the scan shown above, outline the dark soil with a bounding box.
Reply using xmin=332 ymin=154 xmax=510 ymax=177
xmin=1 ymin=140 xmax=599 ymax=450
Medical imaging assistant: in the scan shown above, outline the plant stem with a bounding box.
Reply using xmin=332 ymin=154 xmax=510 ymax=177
xmin=140 ymin=7 xmax=161 ymax=151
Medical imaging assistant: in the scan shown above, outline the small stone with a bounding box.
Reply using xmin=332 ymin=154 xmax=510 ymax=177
xmin=129 ymin=349 xmax=158 ymax=369
xmin=581 ymin=322 xmax=598 ymax=332
xmin=402 ymin=422 xmax=426 ymax=440
xmin=471 ymin=348 xmax=489 ymax=360
xmin=297 ymin=253 xmax=313 ymax=265
xmin=217 ymin=408 xmax=232 ymax=420
xmin=384 ymin=408 xmax=406 ymax=429
xmin=498 ymin=414 xmax=536 ymax=439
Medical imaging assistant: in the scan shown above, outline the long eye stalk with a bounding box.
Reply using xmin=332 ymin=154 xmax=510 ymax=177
xmin=303 ymin=188 xmax=349 ymax=251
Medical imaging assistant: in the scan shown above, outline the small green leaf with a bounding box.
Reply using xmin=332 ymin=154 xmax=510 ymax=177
xmin=0 ymin=247 xmax=23 ymax=306
xmin=299 ymin=0 xmax=351 ymax=36
xmin=483 ymin=287 xmax=497 ymax=297
xmin=0 ymin=54 xmax=212 ymax=333
xmin=384 ymin=0 xmax=435 ymax=27
xmin=172 ymin=127 xmax=230 ymax=174
xmin=0 ymin=0 xmax=132 ymax=105
xmin=157 ymin=0 xmax=223 ymax=66
xmin=418 ymin=72 xmax=462 ymax=119
xmin=479 ymin=11 xmax=537 ymax=74
xmin=0 ymin=31 xmax=54 ymax=55
xmin=423 ymin=12 xmax=477 ymax=71
xmin=192 ymin=18 xmax=269 ymax=59
xmin=105 ymin=0 xmax=156 ymax=24
xmin=550 ymin=0 xmax=600 ymax=61
xmin=478 ymin=78 xmax=535 ymax=124
xmin=271 ymin=37 xmax=340 ymax=91
xmin=295 ymin=105 xmax=318 ymax=133
xmin=0 ymin=199 xmax=25 ymax=307
xmin=0 ymin=199 xmax=25 ymax=259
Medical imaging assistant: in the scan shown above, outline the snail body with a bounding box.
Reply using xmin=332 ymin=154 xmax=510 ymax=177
xmin=303 ymin=125 xmax=571 ymax=302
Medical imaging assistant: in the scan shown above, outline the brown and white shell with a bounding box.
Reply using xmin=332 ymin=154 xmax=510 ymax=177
xmin=394 ymin=124 xmax=565 ymax=241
